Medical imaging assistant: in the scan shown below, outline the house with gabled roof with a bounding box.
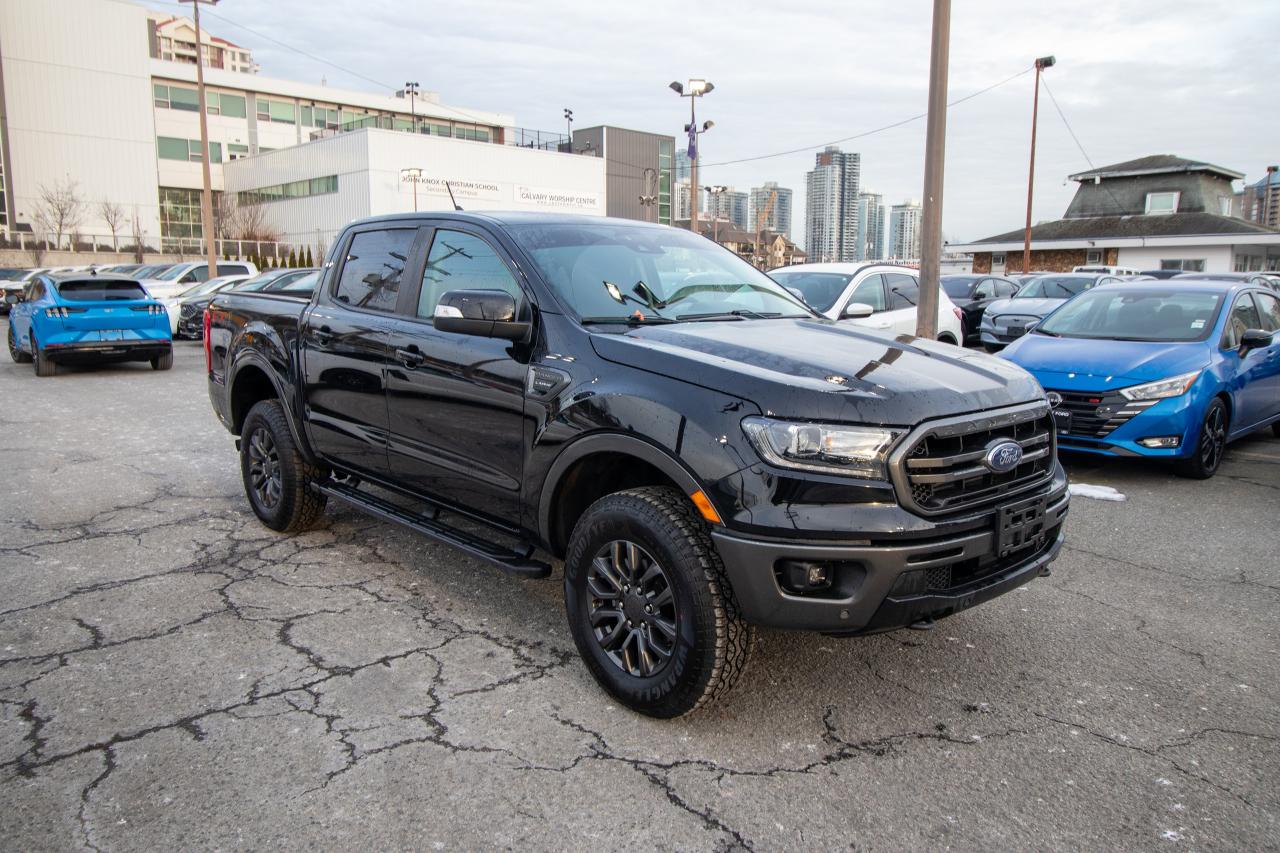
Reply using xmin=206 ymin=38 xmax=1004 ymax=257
xmin=949 ymin=155 xmax=1280 ymax=274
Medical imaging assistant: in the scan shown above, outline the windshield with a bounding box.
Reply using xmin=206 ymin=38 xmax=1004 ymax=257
xmin=940 ymin=276 xmax=976 ymax=299
xmin=272 ymin=271 xmax=319 ymax=294
xmin=155 ymin=265 xmax=193 ymax=281
xmin=767 ymin=271 xmax=852 ymax=312
xmin=1016 ymin=275 xmax=1097 ymax=299
xmin=508 ymin=223 xmax=815 ymax=322
xmin=233 ymin=269 xmax=294 ymax=292
xmin=0 ymin=269 xmax=27 ymax=281
xmin=1037 ymin=289 xmax=1224 ymax=342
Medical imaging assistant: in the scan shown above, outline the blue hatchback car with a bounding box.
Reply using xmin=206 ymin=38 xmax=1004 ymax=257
xmin=6 ymin=272 xmax=173 ymax=377
xmin=1001 ymin=280 xmax=1280 ymax=478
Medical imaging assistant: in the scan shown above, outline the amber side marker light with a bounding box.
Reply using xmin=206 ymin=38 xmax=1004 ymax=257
xmin=690 ymin=490 xmax=722 ymax=524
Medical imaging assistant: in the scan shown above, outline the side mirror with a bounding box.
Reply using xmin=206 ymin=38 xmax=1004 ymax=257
xmin=1239 ymin=328 xmax=1275 ymax=353
xmin=4 ymin=293 xmax=19 ymax=305
xmin=842 ymin=302 xmax=874 ymax=319
xmin=434 ymin=289 xmax=530 ymax=341
xmin=1024 ymin=320 xmax=1039 ymax=332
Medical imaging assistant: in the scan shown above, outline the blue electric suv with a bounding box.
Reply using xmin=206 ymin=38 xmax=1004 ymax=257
xmin=6 ymin=272 xmax=173 ymax=377
xmin=1001 ymin=280 xmax=1280 ymax=478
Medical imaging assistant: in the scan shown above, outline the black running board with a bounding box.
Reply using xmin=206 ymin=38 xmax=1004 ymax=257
xmin=315 ymin=480 xmax=551 ymax=579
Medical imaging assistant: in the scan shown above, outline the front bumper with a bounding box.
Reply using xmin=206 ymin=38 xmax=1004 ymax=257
xmin=712 ymin=486 xmax=1069 ymax=633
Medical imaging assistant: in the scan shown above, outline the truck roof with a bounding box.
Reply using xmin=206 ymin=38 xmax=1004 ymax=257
xmin=351 ymin=211 xmax=670 ymax=229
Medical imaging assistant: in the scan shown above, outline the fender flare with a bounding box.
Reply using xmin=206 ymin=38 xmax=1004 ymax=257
xmin=536 ymin=432 xmax=704 ymax=547
xmin=227 ymin=351 xmax=317 ymax=464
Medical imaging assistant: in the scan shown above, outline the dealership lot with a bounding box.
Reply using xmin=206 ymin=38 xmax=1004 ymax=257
xmin=0 ymin=329 xmax=1276 ymax=851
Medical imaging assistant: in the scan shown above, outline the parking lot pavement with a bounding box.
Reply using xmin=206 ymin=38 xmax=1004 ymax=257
xmin=0 ymin=325 xmax=1276 ymax=852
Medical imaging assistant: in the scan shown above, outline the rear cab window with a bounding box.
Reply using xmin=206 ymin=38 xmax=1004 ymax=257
xmin=56 ymin=280 xmax=149 ymax=301
xmin=334 ymin=229 xmax=416 ymax=312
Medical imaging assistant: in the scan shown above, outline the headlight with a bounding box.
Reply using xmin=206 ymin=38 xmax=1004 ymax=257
xmin=742 ymin=417 xmax=902 ymax=480
xmin=1118 ymin=370 xmax=1201 ymax=401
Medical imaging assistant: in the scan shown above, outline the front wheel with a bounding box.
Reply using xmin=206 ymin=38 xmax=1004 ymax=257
xmin=1175 ymin=398 xmax=1228 ymax=479
xmin=239 ymin=399 xmax=327 ymax=532
xmin=8 ymin=323 xmax=31 ymax=363
xmin=564 ymin=486 xmax=754 ymax=718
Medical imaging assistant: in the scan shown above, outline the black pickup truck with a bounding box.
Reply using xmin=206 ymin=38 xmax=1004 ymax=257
xmin=205 ymin=212 xmax=1069 ymax=718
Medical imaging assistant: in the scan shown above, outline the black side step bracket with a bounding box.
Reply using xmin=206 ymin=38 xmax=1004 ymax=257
xmin=315 ymin=480 xmax=551 ymax=579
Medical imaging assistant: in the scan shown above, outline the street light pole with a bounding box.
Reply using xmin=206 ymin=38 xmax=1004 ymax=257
xmin=180 ymin=0 xmax=219 ymax=278
xmin=400 ymin=168 xmax=422 ymax=211
xmin=670 ymin=79 xmax=714 ymax=233
xmin=915 ymin=0 xmax=951 ymax=340
xmin=1022 ymin=56 xmax=1055 ymax=275
xmin=564 ymin=108 xmax=573 ymax=148
xmin=404 ymin=81 xmax=419 ymax=131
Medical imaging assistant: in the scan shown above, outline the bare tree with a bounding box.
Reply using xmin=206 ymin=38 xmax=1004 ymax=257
xmin=129 ymin=206 xmax=145 ymax=263
xmin=222 ymin=198 xmax=281 ymax=243
xmin=98 ymin=199 xmax=126 ymax=250
xmin=32 ymin=178 xmax=85 ymax=250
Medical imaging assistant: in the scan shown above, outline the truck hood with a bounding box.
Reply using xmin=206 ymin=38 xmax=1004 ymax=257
xmin=590 ymin=318 xmax=1044 ymax=426
xmin=1001 ymin=334 xmax=1210 ymax=389
xmin=985 ymin=297 xmax=1064 ymax=319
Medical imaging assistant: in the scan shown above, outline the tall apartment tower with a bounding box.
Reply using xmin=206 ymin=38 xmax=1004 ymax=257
xmin=749 ymin=182 xmax=793 ymax=239
xmin=704 ymin=188 xmax=750 ymax=229
xmin=804 ymin=147 xmax=860 ymax=262
xmin=888 ymin=200 xmax=923 ymax=260
xmin=855 ymin=191 xmax=886 ymax=260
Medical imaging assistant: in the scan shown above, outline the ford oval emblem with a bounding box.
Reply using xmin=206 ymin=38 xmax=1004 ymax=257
xmin=1046 ymin=391 xmax=1063 ymax=408
xmin=984 ymin=439 xmax=1024 ymax=473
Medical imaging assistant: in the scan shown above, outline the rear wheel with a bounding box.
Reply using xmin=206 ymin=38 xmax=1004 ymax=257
xmin=150 ymin=348 xmax=173 ymax=371
xmin=564 ymin=486 xmax=754 ymax=718
xmin=7 ymin=323 xmax=31 ymax=363
xmin=31 ymin=333 xmax=56 ymax=377
xmin=1175 ymin=398 xmax=1227 ymax=479
xmin=239 ymin=399 xmax=327 ymax=532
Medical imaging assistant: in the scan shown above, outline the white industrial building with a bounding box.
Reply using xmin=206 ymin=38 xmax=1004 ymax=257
xmin=0 ymin=0 xmax=585 ymax=258
xmin=222 ymin=128 xmax=606 ymax=249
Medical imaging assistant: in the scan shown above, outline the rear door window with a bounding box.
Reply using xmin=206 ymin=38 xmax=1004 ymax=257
xmin=334 ymin=228 xmax=415 ymax=312
xmin=57 ymin=280 xmax=150 ymax=301
xmin=995 ymin=279 xmax=1016 ymax=297
xmin=885 ymin=273 xmax=919 ymax=309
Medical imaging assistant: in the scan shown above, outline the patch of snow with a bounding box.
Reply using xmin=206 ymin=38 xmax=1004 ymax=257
xmin=1161 ymin=830 xmax=1184 ymax=842
xmin=1067 ymin=483 xmax=1127 ymax=501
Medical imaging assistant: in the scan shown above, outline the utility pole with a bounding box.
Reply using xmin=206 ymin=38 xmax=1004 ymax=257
xmin=1022 ymin=56 xmax=1055 ymax=275
xmin=915 ymin=0 xmax=951 ymax=339
xmin=670 ymin=80 xmax=714 ymax=234
xmin=706 ymin=186 xmax=727 ymax=243
xmin=181 ymin=0 xmax=218 ymax=279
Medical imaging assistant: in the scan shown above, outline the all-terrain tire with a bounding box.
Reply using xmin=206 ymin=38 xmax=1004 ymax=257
xmin=564 ymin=486 xmax=754 ymax=718
xmin=150 ymin=348 xmax=174 ymax=370
xmin=8 ymin=323 xmax=31 ymax=363
xmin=239 ymin=399 xmax=327 ymax=532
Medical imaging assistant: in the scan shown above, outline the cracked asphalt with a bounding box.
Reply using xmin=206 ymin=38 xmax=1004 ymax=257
xmin=1 ymin=324 xmax=1277 ymax=851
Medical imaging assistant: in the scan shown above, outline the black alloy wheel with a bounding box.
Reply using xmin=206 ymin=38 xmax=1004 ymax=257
xmin=8 ymin=323 xmax=31 ymax=363
xmin=587 ymin=540 xmax=679 ymax=678
xmin=1175 ymin=398 xmax=1228 ymax=479
xmin=247 ymin=426 xmax=283 ymax=509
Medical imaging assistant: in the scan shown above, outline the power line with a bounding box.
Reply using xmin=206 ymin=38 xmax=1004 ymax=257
xmin=1040 ymin=77 xmax=1128 ymax=217
xmin=698 ymin=65 xmax=1034 ymax=169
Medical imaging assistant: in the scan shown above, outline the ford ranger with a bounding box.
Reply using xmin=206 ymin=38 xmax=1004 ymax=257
xmin=204 ymin=212 xmax=1069 ymax=718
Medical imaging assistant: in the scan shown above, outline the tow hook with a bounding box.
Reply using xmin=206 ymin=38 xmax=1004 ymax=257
xmin=1040 ymin=565 xmax=1053 ymax=577
xmin=908 ymin=618 xmax=936 ymax=631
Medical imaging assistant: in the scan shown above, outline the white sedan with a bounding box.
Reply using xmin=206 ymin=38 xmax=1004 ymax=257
xmin=160 ymin=275 xmax=250 ymax=335
xmin=770 ymin=263 xmax=965 ymax=344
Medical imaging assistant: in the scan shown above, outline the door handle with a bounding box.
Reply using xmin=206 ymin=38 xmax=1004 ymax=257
xmin=395 ymin=347 xmax=425 ymax=367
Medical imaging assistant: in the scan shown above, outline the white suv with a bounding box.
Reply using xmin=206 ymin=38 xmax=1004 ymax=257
xmin=139 ymin=260 xmax=258 ymax=300
xmin=770 ymin=263 xmax=965 ymax=344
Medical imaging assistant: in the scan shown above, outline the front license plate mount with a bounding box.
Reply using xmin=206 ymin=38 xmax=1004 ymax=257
xmin=996 ymin=494 xmax=1048 ymax=558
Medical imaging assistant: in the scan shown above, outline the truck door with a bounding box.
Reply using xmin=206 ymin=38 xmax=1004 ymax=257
xmin=383 ymin=224 xmax=532 ymax=525
xmin=300 ymin=224 xmax=425 ymax=477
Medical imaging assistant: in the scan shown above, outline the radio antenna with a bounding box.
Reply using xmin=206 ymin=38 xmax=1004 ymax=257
xmin=444 ymin=181 xmax=463 ymax=211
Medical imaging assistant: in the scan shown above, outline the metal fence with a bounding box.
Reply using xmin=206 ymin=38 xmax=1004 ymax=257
xmin=0 ymin=230 xmax=309 ymax=261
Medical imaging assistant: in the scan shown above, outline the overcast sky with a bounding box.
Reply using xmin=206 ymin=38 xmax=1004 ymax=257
xmin=162 ymin=0 xmax=1278 ymax=246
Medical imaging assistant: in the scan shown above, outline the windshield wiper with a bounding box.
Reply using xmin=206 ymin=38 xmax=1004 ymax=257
xmin=579 ymin=315 xmax=677 ymax=326
xmin=1032 ymin=328 xmax=1060 ymax=337
xmin=677 ymin=309 xmax=781 ymax=321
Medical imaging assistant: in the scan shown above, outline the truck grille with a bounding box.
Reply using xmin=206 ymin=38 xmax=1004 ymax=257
xmin=891 ymin=402 xmax=1056 ymax=517
xmin=1046 ymin=389 xmax=1158 ymax=438
xmin=179 ymin=303 xmax=199 ymax=319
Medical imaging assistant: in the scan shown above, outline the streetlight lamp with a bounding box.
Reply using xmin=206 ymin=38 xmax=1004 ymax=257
xmin=564 ymin=108 xmax=574 ymax=149
xmin=670 ymin=79 xmax=714 ymax=233
xmin=401 ymin=81 xmax=420 ymax=131
xmin=400 ymin=167 xmax=423 ymax=211
xmin=705 ymin=185 xmax=727 ymax=242
xmin=1022 ymin=55 xmax=1055 ymax=275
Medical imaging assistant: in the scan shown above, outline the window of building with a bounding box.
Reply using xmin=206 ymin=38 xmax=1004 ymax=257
xmin=227 ymin=143 xmax=250 ymax=160
xmin=154 ymin=83 xmax=198 ymax=111
xmin=158 ymin=186 xmax=221 ymax=241
xmin=418 ymin=230 xmax=520 ymax=319
xmin=1158 ymin=259 xmax=1206 ymax=271
xmin=211 ymin=92 xmax=246 ymax=118
xmin=1144 ymin=191 xmax=1179 ymax=215
xmin=238 ymin=175 xmax=338 ymax=205
xmin=1086 ymin=250 xmax=1102 ymax=264
xmin=256 ymin=98 xmax=296 ymax=124
xmin=335 ymin=229 xmax=415 ymax=312
xmin=991 ymin=252 xmax=1005 ymax=266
